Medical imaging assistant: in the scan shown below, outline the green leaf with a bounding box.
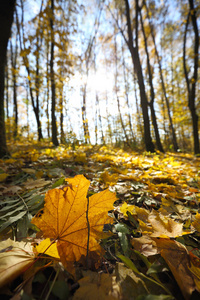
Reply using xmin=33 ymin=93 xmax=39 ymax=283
xmin=51 ymin=280 xmax=69 ymax=300
xmin=52 ymin=177 xmax=65 ymax=188
xmin=0 ymin=211 xmax=27 ymax=232
xmin=117 ymin=254 xmax=139 ymax=274
xmin=115 ymin=223 xmax=131 ymax=233
xmin=136 ymin=295 xmax=174 ymax=300
xmin=118 ymin=232 xmax=130 ymax=256
xmin=1 ymin=205 xmax=26 ymax=218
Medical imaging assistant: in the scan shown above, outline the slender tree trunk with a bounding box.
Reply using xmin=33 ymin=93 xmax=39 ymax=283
xmin=25 ymin=80 xmax=29 ymax=140
xmin=10 ymin=38 xmax=18 ymax=139
xmin=35 ymin=34 xmax=43 ymax=141
xmin=59 ymin=74 xmax=65 ymax=144
xmin=134 ymin=74 xmax=143 ymax=142
xmin=124 ymin=0 xmax=155 ymax=152
xmin=50 ymin=0 xmax=59 ymax=146
xmin=105 ymin=90 xmax=112 ymax=144
xmin=94 ymin=53 xmax=104 ymax=145
xmin=114 ymin=27 xmax=131 ymax=147
xmin=143 ymin=0 xmax=178 ymax=151
xmin=46 ymin=36 xmax=50 ymax=138
xmin=5 ymin=57 xmax=11 ymax=140
xmin=121 ymin=41 xmax=136 ymax=144
xmin=81 ymin=84 xmax=90 ymax=144
xmin=139 ymin=8 xmax=164 ymax=152
xmin=0 ymin=0 xmax=16 ymax=158
xmin=16 ymin=2 xmax=43 ymax=141
xmin=183 ymin=0 xmax=199 ymax=154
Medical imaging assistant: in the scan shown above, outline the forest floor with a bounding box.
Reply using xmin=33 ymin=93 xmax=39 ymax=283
xmin=0 ymin=142 xmax=200 ymax=300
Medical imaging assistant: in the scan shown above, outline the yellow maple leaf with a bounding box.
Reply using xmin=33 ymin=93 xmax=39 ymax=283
xmin=35 ymin=238 xmax=60 ymax=259
xmin=32 ymin=175 xmax=116 ymax=273
xmin=192 ymin=213 xmax=200 ymax=232
xmin=100 ymin=171 xmax=119 ymax=186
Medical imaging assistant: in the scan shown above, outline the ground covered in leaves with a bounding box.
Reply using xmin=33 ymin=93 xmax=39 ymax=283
xmin=0 ymin=142 xmax=200 ymax=300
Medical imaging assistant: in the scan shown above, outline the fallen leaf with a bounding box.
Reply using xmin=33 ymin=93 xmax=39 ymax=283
xmin=0 ymin=239 xmax=35 ymax=288
xmin=32 ymin=175 xmax=116 ymax=273
xmin=115 ymin=262 xmax=171 ymax=299
xmin=24 ymin=178 xmax=51 ymax=189
xmin=73 ymin=270 xmax=120 ymax=300
xmin=192 ymin=213 xmax=200 ymax=232
xmin=154 ymin=238 xmax=196 ymax=299
xmin=149 ymin=210 xmax=191 ymax=238
xmin=35 ymin=238 xmax=60 ymax=259
xmin=131 ymin=235 xmax=158 ymax=256
xmin=74 ymin=153 xmax=87 ymax=164
xmin=100 ymin=171 xmax=119 ymax=186
xmin=0 ymin=173 xmax=9 ymax=182
xmin=2 ymin=186 xmax=22 ymax=195
xmin=22 ymin=168 xmax=36 ymax=174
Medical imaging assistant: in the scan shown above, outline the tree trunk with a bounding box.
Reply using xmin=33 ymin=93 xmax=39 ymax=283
xmin=81 ymin=84 xmax=90 ymax=144
xmin=50 ymin=0 xmax=59 ymax=146
xmin=114 ymin=27 xmax=131 ymax=147
xmin=143 ymin=0 xmax=178 ymax=152
xmin=46 ymin=36 xmax=50 ymax=138
xmin=124 ymin=0 xmax=155 ymax=152
xmin=16 ymin=1 xmax=43 ymax=141
xmin=0 ymin=0 xmax=16 ymax=158
xmin=121 ymin=40 xmax=136 ymax=144
xmin=183 ymin=0 xmax=199 ymax=154
xmin=10 ymin=38 xmax=18 ymax=139
xmin=139 ymin=8 xmax=164 ymax=152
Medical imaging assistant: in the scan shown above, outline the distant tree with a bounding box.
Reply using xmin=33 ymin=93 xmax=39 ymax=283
xmin=16 ymin=0 xmax=44 ymax=141
xmin=50 ymin=0 xmax=59 ymax=146
xmin=0 ymin=0 xmax=16 ymax=158
xmin=10 ymin=33 xmax=18 ymax=139
xmin=183 ymin=0 xmax=199 ymax=154
xmin=123 ymin=0 xmax=155 ymax=152
xmin=139 ymin=7 xmax=164 ymax=152
xmin=143 ymin=0 xmax=179 ymax=152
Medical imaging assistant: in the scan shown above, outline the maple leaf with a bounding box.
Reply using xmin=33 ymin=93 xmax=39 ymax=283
xmin=192 ymin=213 xmax=200 ymax=232
xmin=32 ymin=175 xmax=116 ymax=273
xmin=100 ymin=171 xmax=119 ymax=186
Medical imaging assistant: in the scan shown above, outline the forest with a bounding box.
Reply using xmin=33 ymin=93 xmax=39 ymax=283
xmin=0 ymin=0 xmax=199 ymax=155
xmin=0 ymin=0 xmax=200 ymax=299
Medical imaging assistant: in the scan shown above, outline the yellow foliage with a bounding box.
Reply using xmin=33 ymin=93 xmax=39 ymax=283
xmin=0 ymin=173 xmax=9 ymax=182
xmin=32 ymin=175 xmax=116 ymax=273
xmin=35 ymin=238 xmax=60 ymax=259
xmin=100 ymin=171 xmax=119 ymax=186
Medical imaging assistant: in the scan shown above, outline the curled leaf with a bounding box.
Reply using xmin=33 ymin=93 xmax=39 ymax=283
xmin=0 ymin=239 xmax=35 ymax=288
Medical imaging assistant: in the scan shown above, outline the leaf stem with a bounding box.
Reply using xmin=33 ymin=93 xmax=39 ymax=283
xmin=44 ymin=268 xmax=60 ymax=300
xmin=86 ymin=196 xmax=90 ymax=268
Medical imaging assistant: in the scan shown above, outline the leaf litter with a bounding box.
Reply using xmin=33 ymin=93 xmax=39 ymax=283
xmin=0 ymin=143 xmax=200 ymax=299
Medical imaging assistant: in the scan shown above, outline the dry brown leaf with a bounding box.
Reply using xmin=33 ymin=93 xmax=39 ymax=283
xmin=154 ymin=238 xmax=196 ymax=299
xmin=0 ymin=239 xmax=35 ymax=288
xmin=149 ymin=210 xmax=190 ymax=238
xmin=131 ymin=235 xmax=158 ymax=256
xmin=24 ymin=178 xmax=51 ymax=189
xmin=73 ymin=271 xmax=120 ymax=300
